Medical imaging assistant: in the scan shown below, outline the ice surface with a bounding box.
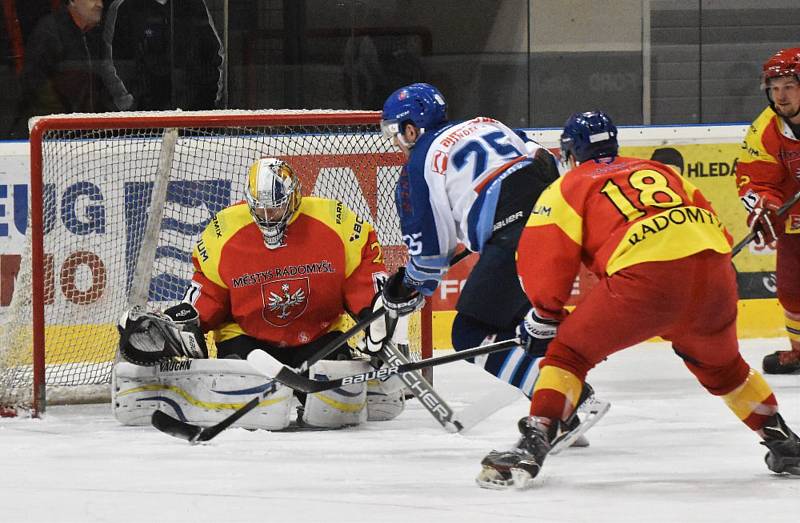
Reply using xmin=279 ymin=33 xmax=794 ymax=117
xmin=1 ymin=339 xmax=798 ymax=523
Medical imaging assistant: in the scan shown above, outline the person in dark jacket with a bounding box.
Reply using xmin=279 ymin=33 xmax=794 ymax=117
xmin=14 ymin=0 xmax=115 ymax=133
xmin=104 ymin=0 xmax=224 ymax=111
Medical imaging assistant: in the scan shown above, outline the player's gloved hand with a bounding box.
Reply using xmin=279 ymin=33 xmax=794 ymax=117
xmin=747 ymin=193 xmax=782 ymax=248
xmin=517 ymin=307 xmax=560 ymax=357
xmin=118 ymin=306 xmax=208 ymax=366
xmin=382 ymin=267 xmax=425 ymax=316
xmin=364 ymin=295 xmax=387 ymax=353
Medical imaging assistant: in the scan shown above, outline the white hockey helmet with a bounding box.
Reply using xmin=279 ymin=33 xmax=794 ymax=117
xmin=244 ymin=158 xmax=302 ymax=249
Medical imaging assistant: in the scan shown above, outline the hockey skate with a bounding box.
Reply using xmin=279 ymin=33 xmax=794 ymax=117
xmin=549 ymin=382 xmax=610 ymax=455
xmin=762 ymin=350 xmax=800 ymax=374
xmin=476 ymin=416 xmax=554 ymax=490
xmin=761 ymin=413 xmax=800 ymax=475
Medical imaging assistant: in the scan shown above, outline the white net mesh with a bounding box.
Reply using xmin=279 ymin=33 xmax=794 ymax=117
xmin=0 ymin=110 xmax=427 ymax=415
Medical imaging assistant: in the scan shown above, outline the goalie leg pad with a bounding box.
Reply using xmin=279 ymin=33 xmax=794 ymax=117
xmin=302 ymin=360 xmax=370 ymax=428
xmin=112 ymin=359 xmax=293 ymax=430
xmin=367 ymin=378 xmax=405 ymax=421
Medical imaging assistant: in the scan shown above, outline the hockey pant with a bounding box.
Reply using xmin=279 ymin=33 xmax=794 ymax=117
xmin=530 ymin=250 xmax=779 ymax=431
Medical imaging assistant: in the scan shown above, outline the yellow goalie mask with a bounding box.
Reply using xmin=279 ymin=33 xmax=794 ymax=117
xmin=245 ymin=158 xmax=302 ymax=249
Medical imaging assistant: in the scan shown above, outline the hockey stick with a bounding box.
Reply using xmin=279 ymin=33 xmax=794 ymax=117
xmin=153 ymin=250 xmax=476 ymax=441
xmin=151 ymin=305 xmax=388 ymax=443
xmin=246 ymin=337 xmax=518 ymax=395
xmin=732 ymin=189 xmax=800 ymax=257
xmin=377 ymin=323 xmax=463 ymax=432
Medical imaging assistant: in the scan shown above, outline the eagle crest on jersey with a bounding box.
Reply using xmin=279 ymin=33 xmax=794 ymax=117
xmin=263 ymin=278 xmax=309 ymax=326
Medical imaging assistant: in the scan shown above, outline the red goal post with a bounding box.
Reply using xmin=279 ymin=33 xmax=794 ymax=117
xmin=0 ymin=110 xmax=432 ymax=417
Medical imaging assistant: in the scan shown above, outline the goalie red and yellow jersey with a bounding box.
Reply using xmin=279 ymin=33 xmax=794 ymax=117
xmin=736 ymin=107 xmax=800 ymax=217
xmin=516 ymin=156 xmax=732 ymax=320
xmin=188 ymin=196 xmax=387 ymax=347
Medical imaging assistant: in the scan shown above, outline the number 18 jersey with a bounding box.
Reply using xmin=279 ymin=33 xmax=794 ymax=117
xmin=516 ymin=156 xmax=732 ymax=318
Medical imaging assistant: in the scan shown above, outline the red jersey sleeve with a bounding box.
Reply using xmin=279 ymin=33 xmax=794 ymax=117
xmin=516 ymin=179 xmax=583 ymax=321
xmin=736 ymin=108 xmax=800 ymax=211
xmin=339 ymin=207 xmax=388 ymax=316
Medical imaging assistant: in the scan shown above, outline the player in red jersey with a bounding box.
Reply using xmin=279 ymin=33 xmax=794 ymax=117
xmin=736 ymin=47 xmax=800 ymax=374
xmin=182 ymin=157 xmax=388 ymax=364
xmin=476 ymin=111 xmax=800 ymax=489
xmin=116 ymin=158 xmax=395 ymax=428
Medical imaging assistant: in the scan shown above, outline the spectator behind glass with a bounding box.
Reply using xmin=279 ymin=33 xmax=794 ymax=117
xmin=104 ymin=0 xmax=224 ymax=111
xmin=13 ymin=0 xmax=115 ymax=135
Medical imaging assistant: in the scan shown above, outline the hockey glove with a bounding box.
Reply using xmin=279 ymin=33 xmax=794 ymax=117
xmin=118 ymin=306 xmax=208 ymax=366
xmin=747 ymin=193 xmax=782 ymax=248
xmin=382 ymin=267 xmax=425 ymax=316
xmin=517 ymin=307 xmax=560 ymax=357
xmin=364 ymin=294 xmax=387 ymax=353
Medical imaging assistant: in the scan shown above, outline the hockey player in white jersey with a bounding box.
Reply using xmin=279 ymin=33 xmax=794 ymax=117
xmin=378 ymin=83 xmax=607 ymax=445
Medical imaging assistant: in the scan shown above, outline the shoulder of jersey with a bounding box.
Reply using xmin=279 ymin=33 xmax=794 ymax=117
xmin=296 ymin=196 xmax=353 ymax=229
xmin=203 ymin=201 xmax=252 ymax=244
xmin=749 ymin=107 xmax=777 ymax=136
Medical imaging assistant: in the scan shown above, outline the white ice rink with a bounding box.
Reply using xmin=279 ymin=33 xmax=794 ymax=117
xmin=2 ymin=339 xmax=799 ymax=523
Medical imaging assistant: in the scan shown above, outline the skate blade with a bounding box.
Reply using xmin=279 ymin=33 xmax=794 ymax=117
xmin=510 ymin=467 xmax=537 ymax=490
xmin=550 ymin=397 xmax=611 ymax=456
xmin=475 ymin=466 xmax=513 ymax=490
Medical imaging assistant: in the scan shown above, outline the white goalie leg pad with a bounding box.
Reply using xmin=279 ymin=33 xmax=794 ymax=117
xmin=112 ymin=359 xmax=294 ymax=430
xmin=367 ymin=378 xmax=405 ymax=421
xmin=302 ymin=359 xmax=370 ymax=428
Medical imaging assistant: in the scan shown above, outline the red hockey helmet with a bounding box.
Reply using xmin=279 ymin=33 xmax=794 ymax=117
xmin=761 ymin=48 xmax=800 ymax=111
xmin=762 ymin=48 xmax=800 ymax=87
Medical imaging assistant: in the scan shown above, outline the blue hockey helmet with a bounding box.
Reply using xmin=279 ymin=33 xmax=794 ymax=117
xmin=380 ymin=83 xmax=447 ymax=142
xmin=559 ymin=111 xmax=619 ymax=164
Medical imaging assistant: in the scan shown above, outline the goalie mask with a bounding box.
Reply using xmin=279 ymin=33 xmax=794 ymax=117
xmin=245 ymin=158 xmax=302 ymax=249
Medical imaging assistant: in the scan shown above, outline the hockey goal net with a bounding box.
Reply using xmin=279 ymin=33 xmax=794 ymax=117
xmin=0 ymin=110 xmax=432 ymax=417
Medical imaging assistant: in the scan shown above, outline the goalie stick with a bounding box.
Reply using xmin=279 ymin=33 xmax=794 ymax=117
xmin=246 ymin=337 xmax=519 ymax=395
xmin=151 ymin=250 xmax=477 ymax=442
xmin=732 ymin=188 xmax=800 ymax=257
xmin=150 ymin=305 xmax=389 ymax=443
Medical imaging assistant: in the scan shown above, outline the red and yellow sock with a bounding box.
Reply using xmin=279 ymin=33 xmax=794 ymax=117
xmin=530 ymin=365 xmax=583 ymax=421
xmin=721 ymin=368 xmax=777 ymax=431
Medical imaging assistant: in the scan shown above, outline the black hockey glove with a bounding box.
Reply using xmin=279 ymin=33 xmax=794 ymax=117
xmin=381 ymin=267 xmax=425 ymax=316
xmin=118 ymin=306 xmax=208 ymax=366
xmin=517 ymin=307 xmax=560 ymax=357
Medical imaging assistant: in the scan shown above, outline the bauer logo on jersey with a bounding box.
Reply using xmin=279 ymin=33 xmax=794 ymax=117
xmin=431 ymin=150 xmax=448 ymax=174
xmin=261 ymin=277 xmax=309 ymax=326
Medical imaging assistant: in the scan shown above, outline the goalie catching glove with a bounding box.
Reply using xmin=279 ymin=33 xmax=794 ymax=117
xmin=517 ymin=307 xmax=560 ymax=357
xmin=381 ymin=267 xmax=425 ymax=316
xmin=118 ymin=303 xmax=207 ymax=366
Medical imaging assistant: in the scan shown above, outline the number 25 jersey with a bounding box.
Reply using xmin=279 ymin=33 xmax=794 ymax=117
xmin=516 ymin=156 xmax=732 ymax=319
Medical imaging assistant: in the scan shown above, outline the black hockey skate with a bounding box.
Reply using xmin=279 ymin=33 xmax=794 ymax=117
xmin=761 ymin=413 xmax=800 ymax=475
xmin=476 ymin=416 xmax=554 ymax=490
xmin=762 ymin=350 xmax=800 ymax=374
